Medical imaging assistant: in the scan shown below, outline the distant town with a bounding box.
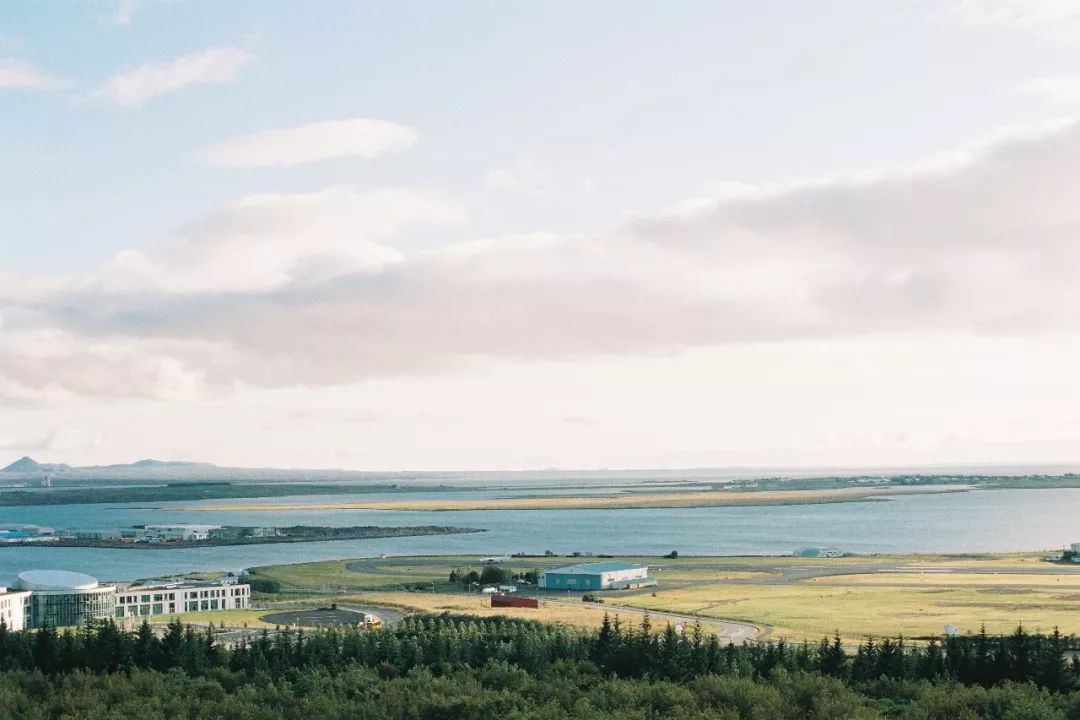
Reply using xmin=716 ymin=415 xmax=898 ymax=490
xmin=0 ymin=523 xmax=484 ymax=549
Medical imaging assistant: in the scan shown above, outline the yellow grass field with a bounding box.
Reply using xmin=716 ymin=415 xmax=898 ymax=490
xmin=248 ymin=552 xmax=1080 ymax=641
xmin=810 ymin=572 xmax=1080 ymax=587
xmin=343 ymin=592 xmax=625 ymax=630
xmin=617 ymin=578 xmax=1080 ymax=641
xmin=183 ymin=485 xmax=962 ymax=512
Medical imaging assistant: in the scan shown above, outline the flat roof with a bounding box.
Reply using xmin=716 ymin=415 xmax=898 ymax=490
xmin=543 ymin=561 xmax=647 ymax=575
xmin=17 ymin=570 xmax=101 ymax=591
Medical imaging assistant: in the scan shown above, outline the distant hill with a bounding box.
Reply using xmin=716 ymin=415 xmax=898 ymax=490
xmin=0 ymin=456 xmax=216 ymax=480
xmin=0 ymin=455 xmax=418 ymax=483
xmin=1 ymin=456 xmax=41 ymax=473
xmin=0 ymin=456 xmax=72 ymax=473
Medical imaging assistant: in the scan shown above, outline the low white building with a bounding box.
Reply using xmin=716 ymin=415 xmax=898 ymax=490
xmin=794 ymin=547 xmax=844 ymax=558
xmin=139 ymin=524 xmax=219 ymax=543
xmin=0 ymin=587 xmax=32 ymax=630
xmin=115 ymin=580 xmax=250 ymax=619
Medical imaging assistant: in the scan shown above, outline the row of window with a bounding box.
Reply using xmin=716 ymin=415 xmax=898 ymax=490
xmin=114 ymin=597 xmax=249 ymax=618
xmin=116 ymin=585 xmax=249 ymax=605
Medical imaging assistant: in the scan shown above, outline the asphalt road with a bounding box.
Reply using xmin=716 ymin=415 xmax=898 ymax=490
xmin=549 ymin=598 xmax=762 ymax=643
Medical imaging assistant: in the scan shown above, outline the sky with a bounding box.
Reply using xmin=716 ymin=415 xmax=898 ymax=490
xmin=2 ymin=0 xmax=1080 ymax=470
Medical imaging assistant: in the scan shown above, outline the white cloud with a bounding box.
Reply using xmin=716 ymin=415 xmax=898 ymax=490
xmin=952 ymin=0 xmax=1080 ymax=29
xmin=0 ymin=59 xmax=68 ymax=90
xmin=102 ymin=186 xmax=466 ymax=293
xmin=950 ymin=0 xmax=1080 ymax=42
xmin=199 ymin=117 xmax=418 ymax=168
xmin=1022 ymin=75 xmax=1080 ymax=103
xmin=93 ymin=46 xmax=252 ymax=106
xmin=4 ymin=119 xmax=1080 ymax=397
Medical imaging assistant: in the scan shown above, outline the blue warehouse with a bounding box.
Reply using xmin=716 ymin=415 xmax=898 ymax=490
xmin=538 ymin=561 xmax=656 ymax=591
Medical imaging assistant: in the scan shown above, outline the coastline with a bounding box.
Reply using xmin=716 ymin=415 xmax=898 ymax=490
xmin=0 ymin=525 xmax=485 ymax=550
xmin=177 ymin=484 xmax=969 ymax=512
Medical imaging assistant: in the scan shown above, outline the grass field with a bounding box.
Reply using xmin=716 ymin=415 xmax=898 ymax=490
xmin=616 ymin=581 xmax=1080 ymax=641
xmin=184 ymin=485 xmax=963 ymax=512
xmin=252 ymin=558 xmax=467 ymax=592
xmin=247 ymin=551 xmax=1080 ymax=641
xmin=341 ymin=592 xmax=625 ymax=629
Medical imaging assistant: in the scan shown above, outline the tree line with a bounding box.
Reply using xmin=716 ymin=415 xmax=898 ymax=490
xmin=3 ymin=614 xmax=1080 ymax=718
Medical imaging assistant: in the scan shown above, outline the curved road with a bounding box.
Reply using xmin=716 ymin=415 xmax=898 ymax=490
xmin=548 ymin=598 xmax=763 ymax=643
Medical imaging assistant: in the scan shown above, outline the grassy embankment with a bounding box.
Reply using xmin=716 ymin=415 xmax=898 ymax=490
xmin=244 ymin=552 xmax=1080 ymax=640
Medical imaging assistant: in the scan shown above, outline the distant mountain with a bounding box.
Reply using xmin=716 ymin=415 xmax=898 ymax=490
xmin=0 ymin=456 xmax=72 ymax=473
xmin=0 ymin=456 xmax=413 ymax=483
xmin=1 ymin=456 xmax=41 ymax=473
xmin=0 ymin=456 xmax=213 ymax=477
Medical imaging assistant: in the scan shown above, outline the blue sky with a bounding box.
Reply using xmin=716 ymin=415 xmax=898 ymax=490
xmin=4 ymin=0 xmax=1073 ymax=271
xmin=3 ymin=1 xmax=1080 ymax=469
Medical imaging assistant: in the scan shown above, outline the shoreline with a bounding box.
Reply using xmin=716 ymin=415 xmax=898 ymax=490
xmin=0 ymin=525 xmax=486 ymax=550
xmin=177 ymin=484 xmax=969 ymax=513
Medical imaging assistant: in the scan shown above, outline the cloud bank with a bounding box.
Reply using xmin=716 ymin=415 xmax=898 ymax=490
xmin=3 ymin=119 xmax=1080 ymax=399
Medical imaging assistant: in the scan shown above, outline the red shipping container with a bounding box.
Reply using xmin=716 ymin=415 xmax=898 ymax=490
xmin=491 ymin=594 xmax=539 ymax=609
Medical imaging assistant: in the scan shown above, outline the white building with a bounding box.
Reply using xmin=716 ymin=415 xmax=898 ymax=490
xmin=0 ymin=587 xmax=32 ymax=630
xmin=16 ymin=570 xmax=117 ymax=628
xmin=115 ymin=580 xmax=250 ymax=619
xmin=139 ymin=524 xmax=219 ymax=542
xmin=7 ymin=569 xmax=250 ymax=627
xmin=794 ymin=547 xmax=844 ymax=558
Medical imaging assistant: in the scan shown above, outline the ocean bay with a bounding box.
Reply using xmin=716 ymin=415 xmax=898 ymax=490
xmin=0 ymin=487 xmax=1075 ymax=581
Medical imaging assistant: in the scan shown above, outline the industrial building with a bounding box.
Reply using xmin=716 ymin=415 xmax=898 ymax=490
xmin=794 ymin=547 xmax=844 ymax=558
xmin=0 ymin=525 xmax=56 ymax=543
xmin=0 ymin=570 xmax=250 ymax=628
xmin=538 ymin=561 xmax=655 ymax=591
xmin=139 ymin=524 xmax=219 ymax=542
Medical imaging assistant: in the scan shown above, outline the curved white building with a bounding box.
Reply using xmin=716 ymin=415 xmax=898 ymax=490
xmin=15 ymin=570 xmax=115 ymax=628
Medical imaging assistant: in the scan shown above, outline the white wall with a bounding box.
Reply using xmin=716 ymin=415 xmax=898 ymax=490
xmin=0 ymin=591 xmax=31 ymax=630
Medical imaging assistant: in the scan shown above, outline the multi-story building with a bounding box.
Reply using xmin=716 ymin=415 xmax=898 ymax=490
xmin=10 ymin=569 xmax=250 ymax=627
xmin=15 ymin=570 xmax=117 ymax=628
xmin=0 ymin=587 xmax=32 ymax=630
xmin=114 ymin=581 xmax=250 ymax=619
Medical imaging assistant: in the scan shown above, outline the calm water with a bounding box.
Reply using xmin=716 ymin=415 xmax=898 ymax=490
xmin=0 ymin=487 xmax=1076 ymax=582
